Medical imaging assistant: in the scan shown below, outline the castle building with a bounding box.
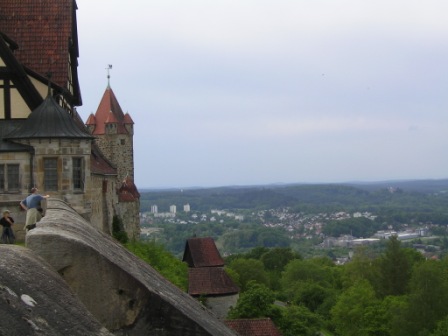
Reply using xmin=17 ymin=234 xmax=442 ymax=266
xmin=0 ymin=0 xmax=139 ymax=239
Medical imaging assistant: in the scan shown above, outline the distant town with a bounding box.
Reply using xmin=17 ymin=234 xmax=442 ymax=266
xmin=140 ymin=203 xmax=438 ymax=258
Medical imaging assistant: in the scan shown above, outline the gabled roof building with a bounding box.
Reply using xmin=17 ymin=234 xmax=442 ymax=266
xmin=183 ymin=237 xmax=240 ymax=319
xmin=0 ymin=0 xmax=139 ymax=239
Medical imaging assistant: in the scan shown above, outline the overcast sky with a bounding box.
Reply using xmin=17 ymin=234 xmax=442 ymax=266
xmin=75 ymin=0 xmax=448 ymax=188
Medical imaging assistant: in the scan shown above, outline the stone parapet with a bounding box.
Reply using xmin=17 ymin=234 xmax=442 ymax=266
xmin=25 ymin=198 xmax=237 ymax=336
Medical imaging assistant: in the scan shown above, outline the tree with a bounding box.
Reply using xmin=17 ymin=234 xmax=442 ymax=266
xmin=281 ymin=259 xmax=335 ymax=292
xmin=278 ymin=305 xmax=323 ymax=336
xmin=227 ymin=282 xmax=277 ymax=319
xmin=342 ymin=246 xmax=381 ymax=292
xmin=330 ymin=280 xmax=379 ymax=336
xmin=378 ymin=236 xmax=411 ymax=296
xmin=125 ymin=241 xmax=188 ymax=290
xmin=261 ymin=247 xmax=301 ymax=272
xmin=430 ymin=316 xmax=448 ymax=336
xmin=394 ymin=260 xmax=448 ymax=336
xmin=227 ymin=258 xmax=269 ymax=291
xmin=294 ymin=281 xmax=331 ymax=312
xmin=112 ymin=215 xmax=128 ymax=244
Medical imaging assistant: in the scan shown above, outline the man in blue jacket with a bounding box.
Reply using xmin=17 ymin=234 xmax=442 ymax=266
xmin=20 ymin=188 xmax=50 ymax=231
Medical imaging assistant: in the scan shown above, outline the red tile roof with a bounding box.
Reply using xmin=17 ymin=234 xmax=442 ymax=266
xmin=123 ymin=113 xmax=134 ymax=124
xmin=118 ymin=176 xmax=140 ymax=202
xmin=188 ymin=267 xmax=239 ymax=296
xmin=183 ymin=237 xmax=225 ymax=268
xmin=85 ymin=113 xmax=96 ymax=125
xmin=0 ymin=0 xmax=80 ymax=101
xmin=225 ymin=319 xmax=282 ymax=336
xmin=90 ymin=144 xmax=116 ymax=176
xmin=91 ymin=86 xmax=129 ymax=135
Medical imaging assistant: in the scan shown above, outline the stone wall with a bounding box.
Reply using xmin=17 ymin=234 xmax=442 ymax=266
xmin=0 ymin=245 xmax=112 ymax=336
xmin=25 ymin=198 xmax=237 ymax=336
xmin=205 ymin=294 xmax=239 ymax=320
xmin=89 ymin=175 xmax=117 ymax=234
xmin=96 ymin=133 xmax=134 ymax=182
xmin=116 ymin=198 xmax=140 ymax=240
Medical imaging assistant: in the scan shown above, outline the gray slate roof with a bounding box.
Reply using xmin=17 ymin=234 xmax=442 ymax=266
xmin=5 ymin=95 xmax=93 ymax=140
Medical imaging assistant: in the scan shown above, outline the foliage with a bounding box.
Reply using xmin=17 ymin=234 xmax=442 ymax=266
xmin=221 ymin=228 xmax=290 ymax=252
xmin=394 ymin=260 xmax=448 ymax=336
xmin=227 ymin=258 xmax=269 ymax=291
xmin=430 ymin=316 xmax=448 ymax=336
xmin=378 ymin=236 xmax=423 ymax=297
xmin=141 ymin=181 xmax=448 ymax=223
xmin=137 ymin=181 xmax=448 ymax=335
xmin=227 ymin=282 xmax=277 ymax=319
xmin=112 ymin=215 xmax=128 ymax=244
xmin=278 ymin=304 xmax=323 ymax=336
xmin=330 ymin=280 xmax=379 ymax=336
xmin=260 ymin=247 xmax=302 ymax=272
xmin=323 ymin=217 xmax=384 ymax=238
xmin=125 ymin=240 xmax=188 ymax=290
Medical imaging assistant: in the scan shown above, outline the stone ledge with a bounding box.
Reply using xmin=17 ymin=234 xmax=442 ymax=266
xmin=25 ymin=198 xmax=236 ymax=336
xmin=0 ymin=245 xmax=112 ymax=336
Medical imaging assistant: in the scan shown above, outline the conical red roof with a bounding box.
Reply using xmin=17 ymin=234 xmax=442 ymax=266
xmin=91 ymin=86 xmax=129 ymax=135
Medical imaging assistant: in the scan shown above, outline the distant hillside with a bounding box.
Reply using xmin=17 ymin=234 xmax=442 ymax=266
xmin=140 ymin=179 xmax=448 ymax=214
xmin=345 ymin=179 xmax=448 ymax=193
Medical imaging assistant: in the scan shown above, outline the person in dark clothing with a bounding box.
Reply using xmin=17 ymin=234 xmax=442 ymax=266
xmin=0 ymin=210 xmax=15 ymax=244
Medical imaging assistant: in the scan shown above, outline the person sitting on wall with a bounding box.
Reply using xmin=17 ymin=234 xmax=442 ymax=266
xmin=20 ymin=188 xmax=50 ymax=231
xmin=0 ymin=210 xmax=15 ymax=243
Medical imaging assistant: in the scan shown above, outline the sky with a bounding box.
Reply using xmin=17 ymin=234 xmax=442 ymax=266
xmin=75 ymin=0 xmax=448 ymax=188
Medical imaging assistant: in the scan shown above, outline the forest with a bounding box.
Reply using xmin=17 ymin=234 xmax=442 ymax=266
xmin=122 ymin=180 xmax=448 ymax=334
xmin=140 ymin=180 xmax=448 ymax=221
xmin=125 ymin=237 xmax=448 ymax=336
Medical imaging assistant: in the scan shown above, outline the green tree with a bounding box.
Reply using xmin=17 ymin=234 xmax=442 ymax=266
xmin=294 ymin=281 xmax=331 ymax=312
xmin=394 ymin=260 xmax=448 ymax=336
xmin=330 ymin=280 xmax=379 ymax=336
xmin=261 ymin=247 xmax=302 ymax=291
xmin=378 ymin=236 xmax=412 ymax=296
xmin=342 ymin=246 xmax=381 ymax=291
xmin=112 ymin=215 xmax=129 ymax=244
xmin=227 ymin=258 xmax=269 ymax=291
xmin=281 ymin=259 xmax=335 ymax=293
xmin=227 ymin=282 xmax=277 ymax=319
xmin=430 ymin=316 xmax=448 ymax=336
xmin=261 ymin=247 xmax=301 ymax=272
xmin=278 ymin=305 xmax=323 ymax=336
xmin=125 ymin=241 xmax=188 ymax=290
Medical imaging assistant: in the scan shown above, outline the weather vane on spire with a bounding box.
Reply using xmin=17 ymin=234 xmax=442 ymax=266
xmin=106 ymin=64 xmax=112 ymax=87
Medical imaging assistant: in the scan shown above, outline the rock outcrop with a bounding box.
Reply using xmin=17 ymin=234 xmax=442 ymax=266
xmin=0 ymin=245 xmax=112 ymax=336
xmin=25 ymin=198 xmax=236 ymax=335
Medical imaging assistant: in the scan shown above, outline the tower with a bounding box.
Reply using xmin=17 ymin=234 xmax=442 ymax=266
xmin=86 ymin=72 xmax=140 ymax=239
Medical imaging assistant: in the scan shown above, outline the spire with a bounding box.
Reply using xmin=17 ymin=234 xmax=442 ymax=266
xmin=106 ymin=64 xmax=112 ymax=88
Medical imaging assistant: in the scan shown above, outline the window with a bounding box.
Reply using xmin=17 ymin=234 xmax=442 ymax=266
xmin=44 ymin=158 xmax=58 ymax=191
xmin=0 ymin=164 xmax=20 ymax=192
xmin=7 ymin=165 xmax=19 ymax=190
xmin=72 ymin=158 xmax=84 ymax=190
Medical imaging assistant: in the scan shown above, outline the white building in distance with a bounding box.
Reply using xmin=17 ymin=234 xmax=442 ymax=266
xmin=184 ymin=204 xmax=191 ymax=212
xmin=170 ymin=205 xmax=177 ymax=214
xmin=151 ymin=205 xmax=158 ymax=214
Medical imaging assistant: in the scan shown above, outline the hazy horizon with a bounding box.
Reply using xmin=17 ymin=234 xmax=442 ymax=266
xmin=76 ymin=1 xmax=448 ymax=188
